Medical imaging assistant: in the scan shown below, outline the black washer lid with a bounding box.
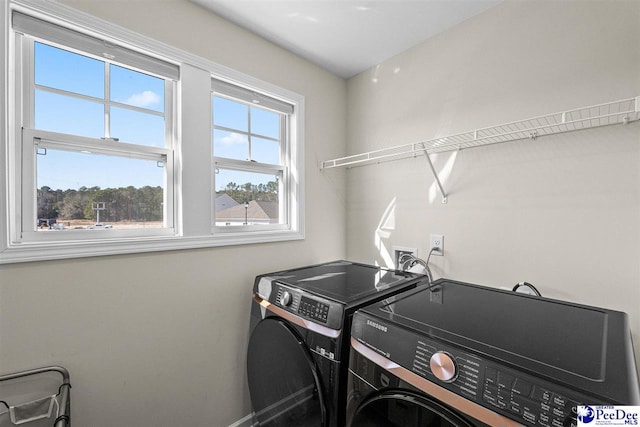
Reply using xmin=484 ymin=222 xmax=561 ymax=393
xmin=264 ymin=260 xmax=423 ymax=305
xmin=358 ymin=278 xmax=639 ymax=403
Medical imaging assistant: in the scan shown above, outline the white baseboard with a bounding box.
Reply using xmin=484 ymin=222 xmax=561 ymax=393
xmin=228 ymin=412 xmax=256 ymax=427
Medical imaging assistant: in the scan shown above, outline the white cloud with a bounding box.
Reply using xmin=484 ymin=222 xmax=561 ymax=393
xmin=220 ymin=132 xmax=248 ymax=145
xmin=124 ymin=90 xmax=161 ymax=108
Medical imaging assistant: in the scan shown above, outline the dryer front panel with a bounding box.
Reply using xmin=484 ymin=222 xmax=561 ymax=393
xmin=247 ymin=318 xmax=327 ymax=427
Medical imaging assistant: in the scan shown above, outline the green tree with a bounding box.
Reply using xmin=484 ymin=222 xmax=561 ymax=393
xmin=37 ymin=186 xmax=60 ymax=219
xmin=60 ymin=190 xmax=88 ymax=219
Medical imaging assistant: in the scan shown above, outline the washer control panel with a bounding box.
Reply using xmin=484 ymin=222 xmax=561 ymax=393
xmin=481 ymin=365 xmax=582 ymax=427
xmin=298 ymin=295 xmax=330 ymax=323
xmin=352 ymin=312 xmax=606 ymax=427
xmin=271 ymin=282 xmax=343 ymax=330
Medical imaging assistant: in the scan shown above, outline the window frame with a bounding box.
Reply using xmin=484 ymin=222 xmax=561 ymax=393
xmin=16 ymin=33 xmax=177 ymax=243
xmin=212 ymin=83 xmax=292 ymax=233
xmin=0 ymin=0 xmax=305 ymax=264
xmin=19 ymin=129 xmax=176 ymax=243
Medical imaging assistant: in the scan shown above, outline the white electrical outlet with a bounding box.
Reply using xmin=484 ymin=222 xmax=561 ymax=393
xmin=430 ymin=234 xmax=444 ymax=256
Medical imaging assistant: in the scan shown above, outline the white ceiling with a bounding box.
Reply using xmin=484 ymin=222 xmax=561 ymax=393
xmin=192 ymin=0 xmax=500 ymax=79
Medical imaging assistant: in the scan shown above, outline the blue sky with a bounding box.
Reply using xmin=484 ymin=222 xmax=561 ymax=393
xmin=35 ymin=42 xmax=280 ymax=193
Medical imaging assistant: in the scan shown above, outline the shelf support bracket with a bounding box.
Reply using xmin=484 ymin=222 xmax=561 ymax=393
xmin=423 ymin=150 xmax=448 ymax=204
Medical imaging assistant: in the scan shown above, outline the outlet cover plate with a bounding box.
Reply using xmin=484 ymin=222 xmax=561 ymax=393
xmin=430 ymin=234 xmax=444 ymax=256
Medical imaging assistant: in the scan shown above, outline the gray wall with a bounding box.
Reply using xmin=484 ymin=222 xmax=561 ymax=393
xmin=0 ymin=0 xmax=347 ymax=425
xmin=346 ymin=0 xmax=640 ymax=368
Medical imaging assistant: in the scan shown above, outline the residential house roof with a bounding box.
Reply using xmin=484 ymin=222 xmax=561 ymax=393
xmin=216 ymin=200 xmax=278 ymax=223
xmin=215 ymin=193 xmax=239 ymax=212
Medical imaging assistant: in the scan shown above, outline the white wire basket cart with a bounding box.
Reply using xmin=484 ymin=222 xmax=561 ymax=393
xmin=0 ymin=366 xmax=71 ymax=427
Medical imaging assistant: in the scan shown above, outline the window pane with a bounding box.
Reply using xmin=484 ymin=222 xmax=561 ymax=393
xmin=110 ymin=65 xmax=164 ymax=113
xmin=214 ymin=129 xmax=248 ymax=160
xmin=213 ymin=96 xmax=248 ymax=131
xmin=111 ymin=107 xmax=165 ymax=147
xmin=251 ymin=137 xmax=279 ymax=165
xmin=251 ymin=107 xmax=279 ymax=139
xmin=36 ymin=148 xmax=165 ymax=230
xmin=35 ymin=90 xmax=103 ymax=138
xmin=214 ymin=169 xmax=280 ymax=226
xmin=34 ymin=42 xmax=104 ymax=98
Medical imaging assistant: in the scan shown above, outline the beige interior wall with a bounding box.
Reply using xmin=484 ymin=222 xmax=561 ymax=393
xmin=2 ymin=1 xmax=639 ymax=425
xmin=345 ymin=0 xmax=640 ymax=368
xmin=0 ymin=0 xmax=347 ymax=425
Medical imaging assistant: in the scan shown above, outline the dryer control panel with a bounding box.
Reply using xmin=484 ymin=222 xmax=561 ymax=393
xmin=269 ymin=281 xmax=344 ymax=330
xmin=352 ymin=312 xmax=609 ymax=427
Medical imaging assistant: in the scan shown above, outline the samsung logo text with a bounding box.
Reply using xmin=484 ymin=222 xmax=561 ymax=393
xmin=366 ymin=320 xmax=388 ymax=332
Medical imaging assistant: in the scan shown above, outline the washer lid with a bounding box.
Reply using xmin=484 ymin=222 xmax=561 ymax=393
xmin=355 ymin=279 xmax=639 ymax=404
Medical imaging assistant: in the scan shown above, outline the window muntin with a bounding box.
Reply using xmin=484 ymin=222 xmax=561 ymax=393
xmin=212 ymin=84 xmax=290 ymax=231
xmin=212 ymin=96 xmax=282 ymax=163
xmin=110 ymin=64 xmax=164 ymax=113
xmin=213 ymin=128 xmax=249 ymax=160
xmin=251 ymin=108 xmax=279 ymax=139
xmin=33 ymin=42 xmax=168 ymax=147
xmin=34 ymin=90 xmax=104 ymax=138
xmin=110 ymin=107 xmax=165 ymax=147
xmin=34 ymin=42 xmax=104 ymax=98
xmin=213 ymin=96 xmax=248 ymax=131
xmin=251 ymin=137 xmax=280 ymax=164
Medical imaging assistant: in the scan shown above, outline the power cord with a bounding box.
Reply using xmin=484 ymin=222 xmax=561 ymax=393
xmin=399 ymin=246 xmax=440 ymax=285
xmin=512 ymin=281 xmax=541 ymax=296
xmin=425 ymin=246 xmax=439 ymax=265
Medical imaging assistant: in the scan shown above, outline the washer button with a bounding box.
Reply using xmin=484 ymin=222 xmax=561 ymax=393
xmin=430 ymin=351 xmax=457 ymax=383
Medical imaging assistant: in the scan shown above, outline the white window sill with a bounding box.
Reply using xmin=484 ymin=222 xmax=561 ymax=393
xmin=0 ymin=229 xmax=304 ymax=264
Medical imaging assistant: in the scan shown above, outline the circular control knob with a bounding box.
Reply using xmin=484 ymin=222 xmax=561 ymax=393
xmin=280 ymin=291 xmax=292 ymax=307
xmin=430 ymin=351 xmax=457 ymax=383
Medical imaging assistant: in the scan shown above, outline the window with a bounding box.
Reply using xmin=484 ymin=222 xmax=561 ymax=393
xmin=13 ymin=11 xmax=177 ymax=242
xmin=1 ymin=1 xmax=304 ymax=263
xmin=212 ymin=79 xmax=293 ymax=230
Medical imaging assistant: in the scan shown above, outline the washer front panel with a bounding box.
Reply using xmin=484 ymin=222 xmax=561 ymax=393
xmin=351 ymin=311 xmax=608 ymax=427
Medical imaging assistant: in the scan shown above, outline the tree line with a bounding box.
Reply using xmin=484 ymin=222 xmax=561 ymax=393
xmin=38 ymin=185 xmax=163 ymax=222
xmin=219 ymin=181 xmax=278 ymax=203
xmin=38 ymin=181 xmax=278 ymax=222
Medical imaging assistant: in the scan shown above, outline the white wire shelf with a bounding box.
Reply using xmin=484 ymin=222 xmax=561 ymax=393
xmin=320 ymin=96 xmax=640 ymax=170
xmin=320 ymin=96 xmax=640 ymax=203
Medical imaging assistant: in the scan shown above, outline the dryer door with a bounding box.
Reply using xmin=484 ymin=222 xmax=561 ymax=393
xmin=350 ymin=390 xmax=477 ymax=427
xmin=247 ymin=318 xmax=326 ymax=427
